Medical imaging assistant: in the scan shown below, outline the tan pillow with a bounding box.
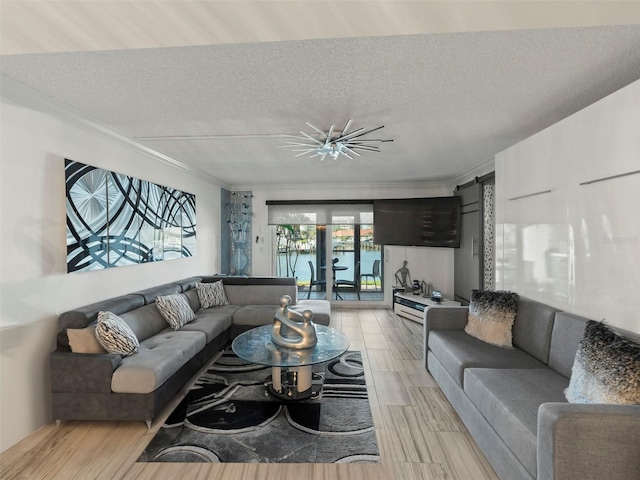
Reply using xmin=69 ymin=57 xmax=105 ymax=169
xmin=67 ymin=325 xmax=107 ymax=354
xmin=465 ymin=290 xmax=519 ymax=349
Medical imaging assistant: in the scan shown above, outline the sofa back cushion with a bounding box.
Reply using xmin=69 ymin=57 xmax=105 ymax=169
xmin=549 ymin=312 xmax=640 ymax=379
xmin=119 ymin=303 xmax=169 ymax=342
xmin=200 ymin=276 xmax=298 ymax=306
xmin=547 ymin=312 xmax=590 ymax=378
xmin=512 ymin=297 xmax=559 ymax=364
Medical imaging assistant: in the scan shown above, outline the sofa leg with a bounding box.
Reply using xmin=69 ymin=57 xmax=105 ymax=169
xmin=55 ymin=420 xmax=61 ymax=427
xmin=145 ymin=420 xmax=152 ymax=430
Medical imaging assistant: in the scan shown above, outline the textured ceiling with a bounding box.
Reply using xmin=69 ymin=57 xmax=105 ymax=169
xmin=2 ymin=3 xmax=640 ymax=187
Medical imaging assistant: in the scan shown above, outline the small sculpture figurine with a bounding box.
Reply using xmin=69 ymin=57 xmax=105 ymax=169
xmin=394 ymin=260 xmax=412 ymax=289
xmin=271 ymin=295 xmax=317 ymax=349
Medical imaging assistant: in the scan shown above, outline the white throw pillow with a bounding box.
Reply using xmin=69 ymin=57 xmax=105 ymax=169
xmin=195 ymin=281 xmax=230 ymax=308
xmin=95 ymin=311 xmax=139 ymax=356
xmin=156 ymin=293 xmax=197 ymax=330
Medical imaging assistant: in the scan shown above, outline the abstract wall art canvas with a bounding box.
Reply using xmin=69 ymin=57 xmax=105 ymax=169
xmin=65 ymin=159 xmax=196 ymax=273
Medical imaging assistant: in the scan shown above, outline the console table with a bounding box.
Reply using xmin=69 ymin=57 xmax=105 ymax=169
xmin=393 ymin=292 xmax=461 ymax=324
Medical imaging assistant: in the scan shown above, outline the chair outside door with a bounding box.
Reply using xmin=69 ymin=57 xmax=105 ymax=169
xmin=307 ymin=261 xmax=326 ymax=299
xmin=361 ymin=259 xmax=381 ymax=292
xmin=335 ymin=261 xmax=361 ymax=300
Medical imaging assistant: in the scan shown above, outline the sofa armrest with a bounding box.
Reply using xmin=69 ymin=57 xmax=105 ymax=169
xmin=537 ymin=402 xmax=640 ymax=480
xmin=424 ymin=306 xmax=469 ymax=335
xmin=50 ymin=351 xmax=122 ymax=393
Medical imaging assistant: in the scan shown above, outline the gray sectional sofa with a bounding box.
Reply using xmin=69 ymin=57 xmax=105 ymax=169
xmin=424 ymin=296 xmax=640 ymax=480
xmin=50 ymin=275 xmax=330 ymax=427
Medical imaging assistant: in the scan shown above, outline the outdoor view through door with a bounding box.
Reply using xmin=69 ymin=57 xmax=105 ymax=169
xmin=276 ymin=224 xmax=383 ymax=301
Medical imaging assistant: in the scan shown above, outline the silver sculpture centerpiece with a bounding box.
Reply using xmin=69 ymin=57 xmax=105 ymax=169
xmin=271 ymin=295 xmax=317 ymax=349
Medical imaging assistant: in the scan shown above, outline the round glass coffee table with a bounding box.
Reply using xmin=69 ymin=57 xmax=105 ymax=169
xmin=231 ymin=324 xmax=349 ymax=400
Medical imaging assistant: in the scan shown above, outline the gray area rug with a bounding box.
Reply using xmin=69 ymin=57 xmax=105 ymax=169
xmin=138 ymin=349 xmax=381 ymax=464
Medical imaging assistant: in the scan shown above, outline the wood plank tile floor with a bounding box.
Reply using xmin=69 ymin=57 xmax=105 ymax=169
xmin=0 ymin=308 xmax=498 ymax=480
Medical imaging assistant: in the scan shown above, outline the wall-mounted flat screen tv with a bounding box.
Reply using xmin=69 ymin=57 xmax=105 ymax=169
xmin=373 ymin=196 xmax=461 ymax=248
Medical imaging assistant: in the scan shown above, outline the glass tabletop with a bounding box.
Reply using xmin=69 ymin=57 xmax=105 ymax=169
xmin=231 ymin=324 xmax=350 ymax=367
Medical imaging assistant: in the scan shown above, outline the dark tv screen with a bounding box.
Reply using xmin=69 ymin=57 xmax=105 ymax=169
xmin=373 ymin=197 xmax=461 ymax=248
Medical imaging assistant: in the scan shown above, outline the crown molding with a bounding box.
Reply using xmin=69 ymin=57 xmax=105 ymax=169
xmin=231 ymin=179 xmax=449 ymax=192
xmin=445 ymin=157 xmax=496 ymax=189
xmin=1 ymin=74 xmax=226 ymax=187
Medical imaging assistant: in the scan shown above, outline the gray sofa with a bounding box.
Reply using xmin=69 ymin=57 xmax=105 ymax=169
xmin=424 ymin=296 xmax=640 ymax=480
xmin=50 ymin=275 xmax=330 ymax=427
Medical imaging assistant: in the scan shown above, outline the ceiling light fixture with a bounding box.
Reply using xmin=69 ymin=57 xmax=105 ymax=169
xmin=281 ymin=119 xmax=393 ymax=161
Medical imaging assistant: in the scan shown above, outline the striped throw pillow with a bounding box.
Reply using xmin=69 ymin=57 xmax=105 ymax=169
xmin=156 ymin=293 xmax=197 ymax=330
xmin=195 ymin=281 xmax=230 ymax=308
xmin=95 ymin=311 xmax=139 ymax=356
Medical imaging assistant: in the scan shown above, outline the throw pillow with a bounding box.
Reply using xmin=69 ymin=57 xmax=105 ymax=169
xmin=195 ymin=281 xmax=230 ymax=308
xmin=95 ymin=311 xmax=139 ymax=356
xmin=465 ymin=290 xmax=519 ymax=349
xmin=156 ymin=293 xmax=197 ymax=330
xmin=67 ymin=324 xmax=107 ymax=354
xmin=565 ymin=320 xmax=640 ymax=404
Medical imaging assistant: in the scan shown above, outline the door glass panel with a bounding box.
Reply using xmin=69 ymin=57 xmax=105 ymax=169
xmin=275 ymin=223 xmax=383 ymax=301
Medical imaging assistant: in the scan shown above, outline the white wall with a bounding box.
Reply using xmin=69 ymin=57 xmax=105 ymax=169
xmin=495 ymin=79 xmax=640 ymax=333
xmin=245 ymin=182 xmax=456 ymax=304
xmin=0 ymin=100 xmax=221 ymax=452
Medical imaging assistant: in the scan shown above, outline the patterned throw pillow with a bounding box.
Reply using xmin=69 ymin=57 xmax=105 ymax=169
xmin=95 ymin=311 xmax=139 ymax=356
xmin=195 ymin=281 xmax=230 ymax=308
xmin=156 ymin=293 xmax=197 ymax=330
xmin=465 ymin=290 xmax=519 ymax=349
xmin=565 ymin=320 xmax=640 ymax=404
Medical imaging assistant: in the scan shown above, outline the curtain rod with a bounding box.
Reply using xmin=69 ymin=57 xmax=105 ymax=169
xmin=266 ymin=200 xmax=374 ymax=206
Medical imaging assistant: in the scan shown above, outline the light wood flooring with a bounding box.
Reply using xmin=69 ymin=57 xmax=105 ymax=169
xmin=0 ymin=308 xmax=498 ymax=480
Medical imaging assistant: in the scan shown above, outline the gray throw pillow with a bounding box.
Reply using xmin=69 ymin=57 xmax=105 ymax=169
xmin=95 ymin=311 xmax=139 ymax=356
xmin=195 ymin=281 xmax=230 ymax=308
xmin=156 ymin=293 xmax=197 ymax=330
xmin=565 ymin=320 xmax=640 ymax=404
xmin=465 ymin=290 xmax=519 ymax=349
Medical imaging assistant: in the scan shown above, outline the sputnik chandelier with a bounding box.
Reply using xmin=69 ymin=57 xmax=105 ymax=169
xmin=282 ymin=119 xmax=393 ymax=161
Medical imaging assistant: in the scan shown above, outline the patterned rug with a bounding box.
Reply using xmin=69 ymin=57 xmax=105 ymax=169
xmin=138 ymin=349 xmax=380 ymax=464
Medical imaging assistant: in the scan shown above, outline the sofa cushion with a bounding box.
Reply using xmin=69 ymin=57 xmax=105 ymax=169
xmin=224 ymin=284 xmax=298 ymax=306
xmin=464 ymin=368 xmax=570 ymax=477
xmin=428 ymin=330 xmax=547 ymax=387
xmin=118 ymin=303 xmax=169 ymax=342
xmin=291 ymin=300 xmax=331 ymax=326
xmin=465 ymin=290 xmax=519 ymax=349
xmin=565 ymin=320 xmax=640 ymax=404
xmin=95 ymin=311 xmax=139 ymax=357
xmin=183 ymin=288 xmax=201 ymax=313
xmin=58 ymin=294 xmax=145 ymax=330
xmin=155 ymin=293 xmax=197 ymax=330
xmin=67 ymin=325 xmax=107 ymax=354
xmin=132 ymin=283 xmax=181 ymax=304
xmin=196 ymin=281 xmax=229 ymax=308
xmin=178 ymin=311 xmax=233 ymax=343
xmin=512 ymin=297 xmax=559 ymax=364
xmin=548 ymin=312 xmax=590 ymax=378
xmin=111 ymin=330 xmax=206 ymax=394
xmin=231 ymin=305 xmax=280 ymax=326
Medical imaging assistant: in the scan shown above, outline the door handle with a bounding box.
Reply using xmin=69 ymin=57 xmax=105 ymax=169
xmin=471 ymin=237 xmax=477 ymax=259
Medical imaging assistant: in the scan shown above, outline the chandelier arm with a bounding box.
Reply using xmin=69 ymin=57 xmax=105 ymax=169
xmin=299 ymin=131 xmax=325 ymax=145
xmin=283 ymin=142 xmax=319 ymax=147
xmin=341 ymin=119 xmax=354 ymax=137
xmin=305 ymin=122 xmax=328 ymax=137
xmin=294 ymin=149 xmax=317 ymax=157
xmin=332 ymin=127 xmax=366 ymax=143
xmin=342 ymin=145 xmax=361 ymax=157
xmin=340 ymin=151 xmax=354 ymax=159
xmin=349 ymin=145 xmax=381 ymax=152
xmin=326 ymin=125 xmax=335 ymax=143
xmin=344 ymin=125 xmax=386 ymax=140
